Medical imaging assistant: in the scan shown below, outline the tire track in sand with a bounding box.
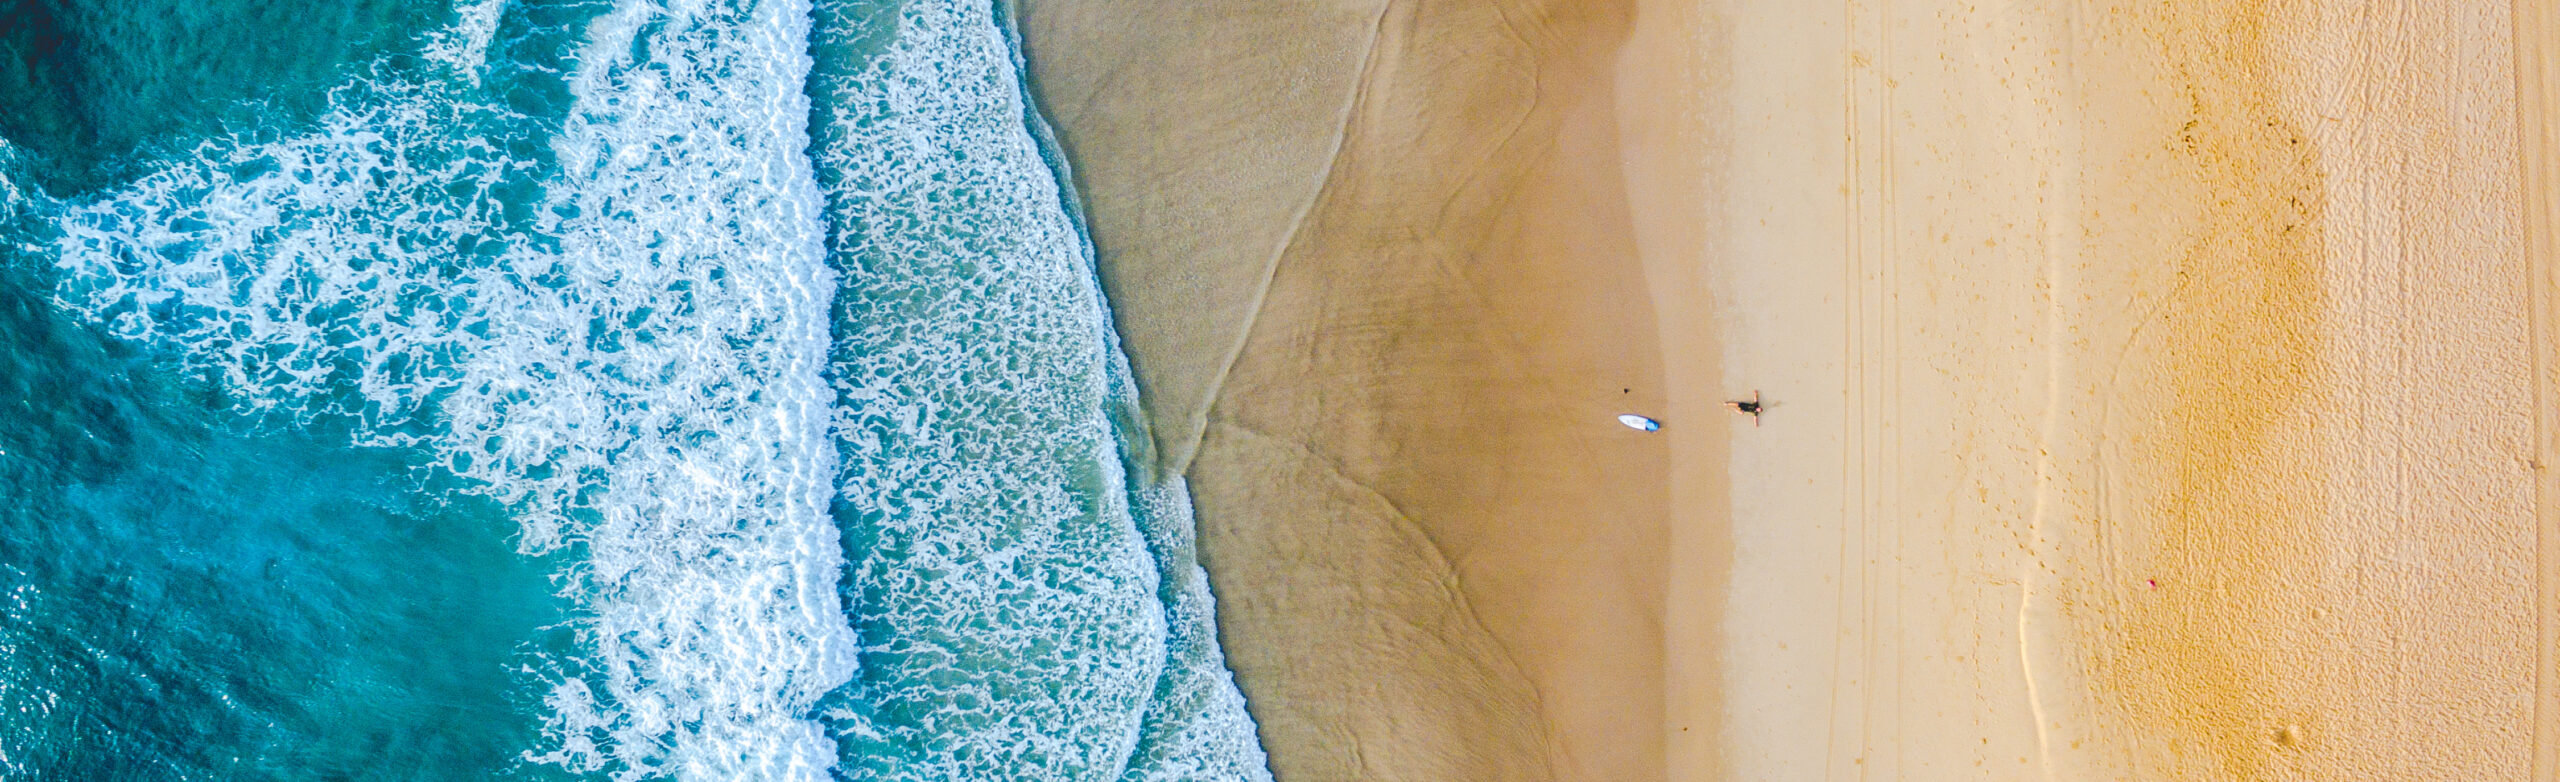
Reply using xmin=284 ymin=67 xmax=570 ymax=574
xmin=1831 ymin=0 xmax=1903 ymax=776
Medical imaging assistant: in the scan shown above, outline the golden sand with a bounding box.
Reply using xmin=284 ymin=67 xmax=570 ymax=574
xmin=1706 ymin=0 xmax=2543 ymax=778
xmin=1017 ymin=0 xmax=2554 ymax=777
xmin=2528 ymin=0 xmax=2560 ymax=774
xmin=2091 ymin=2 xmax=2336 ymax=776
xmin=2081 ymin=2 xmax=2542 ymax=776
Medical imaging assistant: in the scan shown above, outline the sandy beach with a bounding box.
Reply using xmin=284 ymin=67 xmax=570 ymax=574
xmin=1017 ymin=0 xmax=1672 ymax=778
xmin=1696 ymin=1 xmax=2548 ymax=777
xmin=1019 ymin=0 xmax=2557 ymax=778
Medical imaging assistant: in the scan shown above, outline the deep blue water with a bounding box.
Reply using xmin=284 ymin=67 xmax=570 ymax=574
xmin=0 ymin=0 xmax=1268 ymax=779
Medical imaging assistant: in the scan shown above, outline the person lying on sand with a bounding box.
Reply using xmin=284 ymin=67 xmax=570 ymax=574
xmin=1727 ymin=391 xmax=1763 ymax=424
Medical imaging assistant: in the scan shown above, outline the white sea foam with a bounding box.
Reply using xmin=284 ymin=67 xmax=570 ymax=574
xmin=0 ymin=140 xmax=24 ymax=224
xmin=811 ymin=0 xmax=1271 ymax=778
xmin=419 ymin=0 xmax=507 ymax=85
xmin=45 ymin=1 xmax=858 ymax=779
xmin=37 ymin=0 xmax=1273 ymax=776
xmin=1116 ymin=477 xmax=1273 ymax=782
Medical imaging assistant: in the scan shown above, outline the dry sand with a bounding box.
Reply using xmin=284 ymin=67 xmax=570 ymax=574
xmin=1018 ymin=0 xmax=2557 ymax=778
xmin=2528 ymin=0 xmax=2560 ymax=775
xmin=1699 ymin=0 xmax=2552 ymax=779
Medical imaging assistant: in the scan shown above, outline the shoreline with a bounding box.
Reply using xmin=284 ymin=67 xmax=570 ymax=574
xmin=1016 ymin=0 xmax=1679 ymax=778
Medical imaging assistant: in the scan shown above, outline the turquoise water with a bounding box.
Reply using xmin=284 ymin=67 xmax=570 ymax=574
xmin=0 ymin=0 xmax=447 ymax=192
xmin=0 ymin=0 xmax=1270 ymax=779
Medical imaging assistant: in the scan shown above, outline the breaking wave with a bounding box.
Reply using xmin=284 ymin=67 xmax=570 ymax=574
xmin=22 ymin=0 xmax=1269 ymax=778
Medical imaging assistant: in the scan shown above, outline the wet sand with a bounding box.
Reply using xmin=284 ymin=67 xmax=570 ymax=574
xmin=1017 ymin=0 xmax=1674 ymax=779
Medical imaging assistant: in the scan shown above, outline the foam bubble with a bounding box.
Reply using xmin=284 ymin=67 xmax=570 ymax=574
xmin=808 ymin=0 xmax=1270 ymax=777
xmin=1117 ymin=477 xmax=1275 ymax=781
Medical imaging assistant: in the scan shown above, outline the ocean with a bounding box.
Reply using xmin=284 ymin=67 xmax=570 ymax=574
xmin=0 ymin=0 xmax=1270 ymax=779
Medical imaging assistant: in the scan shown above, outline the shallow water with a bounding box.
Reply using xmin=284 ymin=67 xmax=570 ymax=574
xmin=0 ymin=0 xmax=1269 ymax=778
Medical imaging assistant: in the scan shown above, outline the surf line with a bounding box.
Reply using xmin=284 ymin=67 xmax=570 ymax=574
xmin=40 ymin=0 xmax=866 ymax=777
